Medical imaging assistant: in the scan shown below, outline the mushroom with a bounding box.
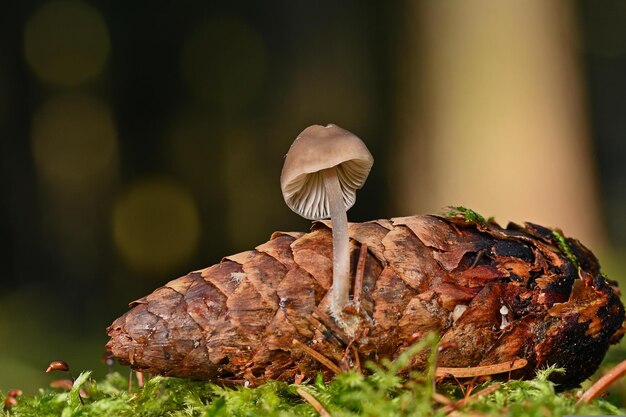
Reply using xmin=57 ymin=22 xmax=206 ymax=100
xmin=280 ymin=124 xmax=373 ymax=334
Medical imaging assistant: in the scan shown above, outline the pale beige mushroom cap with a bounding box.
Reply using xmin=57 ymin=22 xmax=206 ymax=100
xmin=280 ymin=124 xmax=374 ymax=220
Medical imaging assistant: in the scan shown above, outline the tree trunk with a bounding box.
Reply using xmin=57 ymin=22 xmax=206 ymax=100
xmin=393 ymin=0 xmax=604 ymax=249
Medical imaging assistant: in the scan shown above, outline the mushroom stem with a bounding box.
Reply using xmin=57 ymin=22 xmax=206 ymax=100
xmin=322 ymin=167 xmax=351 ymax=330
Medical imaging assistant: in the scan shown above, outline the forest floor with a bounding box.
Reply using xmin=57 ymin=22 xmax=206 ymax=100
xmin=3 ymin=335 xmax=626 ymax=417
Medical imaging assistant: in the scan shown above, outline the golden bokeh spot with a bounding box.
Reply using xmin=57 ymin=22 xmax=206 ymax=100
xmin=112 ymin=179 xmax=200 ymax=275
xmin=31 ymin=93 xmax=118 ymax=189
xmin=181 ymin=16 xmax=268 ymax=108
xmin=24 ymin=0 xmax=110 ymax=86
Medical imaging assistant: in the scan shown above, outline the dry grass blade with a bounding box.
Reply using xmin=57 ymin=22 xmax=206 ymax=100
xmin=436 ymin=359 xmax=527 ymax=378
xmin=577 ymin=358 xmax=626 ymax=404
xmin=292 ymin=339 xmax=341 ymax=374
xmin=296 ymin=387 xmax=333 ymax=417
xmin=432 ymin=392 xmax=453 ymax=405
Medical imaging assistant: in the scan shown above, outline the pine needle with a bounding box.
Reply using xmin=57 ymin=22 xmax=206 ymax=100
xmin=292 ymin=339 xmax=342 ymax=374
xmin=578 ymin=358 xmax=626 ymax=404
xmin=296 ymin=387 xmax=333 ymax=417
xmin=436 ymin=359 xmax=528 ymax=378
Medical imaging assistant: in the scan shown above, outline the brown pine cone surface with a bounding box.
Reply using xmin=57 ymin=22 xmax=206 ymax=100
xmin=106 ymin=214 xmax=625 ymax=388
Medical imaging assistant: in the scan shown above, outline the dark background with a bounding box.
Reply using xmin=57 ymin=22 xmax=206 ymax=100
xmin=0 ymin=0 xmax=625 ymax=395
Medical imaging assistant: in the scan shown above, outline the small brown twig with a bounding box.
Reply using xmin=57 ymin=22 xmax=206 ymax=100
xmin=292 ymin=339 xmax=341 ymax=375
xmin=296 ymin=387 xmax=333 ymax=417
xmin=136 ymin=371 xmax=145 ymax=388
xmin=351 ymin=345 xmax=362 ymax=374
xmin=470 ymin=249 xmax=487 ymax=268
xmin=577 ymin=358 xmax=626 ymax=405
xmin=451 ymin=374 xmax=467 ymax=396
xmin=432 ymin=392 xmax=453 ymax=405
xmin=436 ymin=358 xmax=527 ymax=378
xmin=352 ymin=243 xmax=368 ymax=312
xmin=340 ymin=341 xmax=363 ymax=373
xmin=442 ymin=383 xmax=502 ymax=414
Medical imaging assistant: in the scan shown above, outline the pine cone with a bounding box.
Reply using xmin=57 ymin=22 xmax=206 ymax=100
xmin=106 ymin=213 xmax=625 ymax=388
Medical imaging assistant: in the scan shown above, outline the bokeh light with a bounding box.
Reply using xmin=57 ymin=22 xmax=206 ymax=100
xmin=181 ymin=15 xmax=268 ymax=109
xmin=24 ymin=0 xmax=110 ymax=86
xmin=31 ymin=93 xmax=118 ymax=189
xmin=112 ymin=179 xmax=201 ymax=275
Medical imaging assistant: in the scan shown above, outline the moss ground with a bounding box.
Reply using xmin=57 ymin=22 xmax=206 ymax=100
xmin=3 ymin=336 xmax=625 ymax=417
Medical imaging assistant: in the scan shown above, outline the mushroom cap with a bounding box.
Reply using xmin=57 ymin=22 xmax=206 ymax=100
xmin=281 ymin=124 xmax=374 ymax=220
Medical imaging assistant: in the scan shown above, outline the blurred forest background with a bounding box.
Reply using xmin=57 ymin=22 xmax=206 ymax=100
xmin=1 ymin=0 xmax=626 ymax=397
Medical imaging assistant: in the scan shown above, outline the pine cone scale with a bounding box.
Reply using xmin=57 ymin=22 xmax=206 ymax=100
xmin=106 ymin=215 xmax=625 ymax=387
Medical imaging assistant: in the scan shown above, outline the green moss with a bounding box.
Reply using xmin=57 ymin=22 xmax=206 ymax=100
xmin=551 ymin=230 xmax=580 ymax=268
xmin=3 ymin=334 xmax=624 ymax=416
xmin=445 ymin=206 xmax=488 ymax=227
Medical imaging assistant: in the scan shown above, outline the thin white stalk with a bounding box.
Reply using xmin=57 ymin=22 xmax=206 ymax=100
xmin=322 ymin=168 xmax=350 ymax=329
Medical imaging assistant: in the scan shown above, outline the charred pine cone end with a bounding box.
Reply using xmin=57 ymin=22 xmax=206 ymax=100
xmin=106 ymin=213 xmax=625 ymax=388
